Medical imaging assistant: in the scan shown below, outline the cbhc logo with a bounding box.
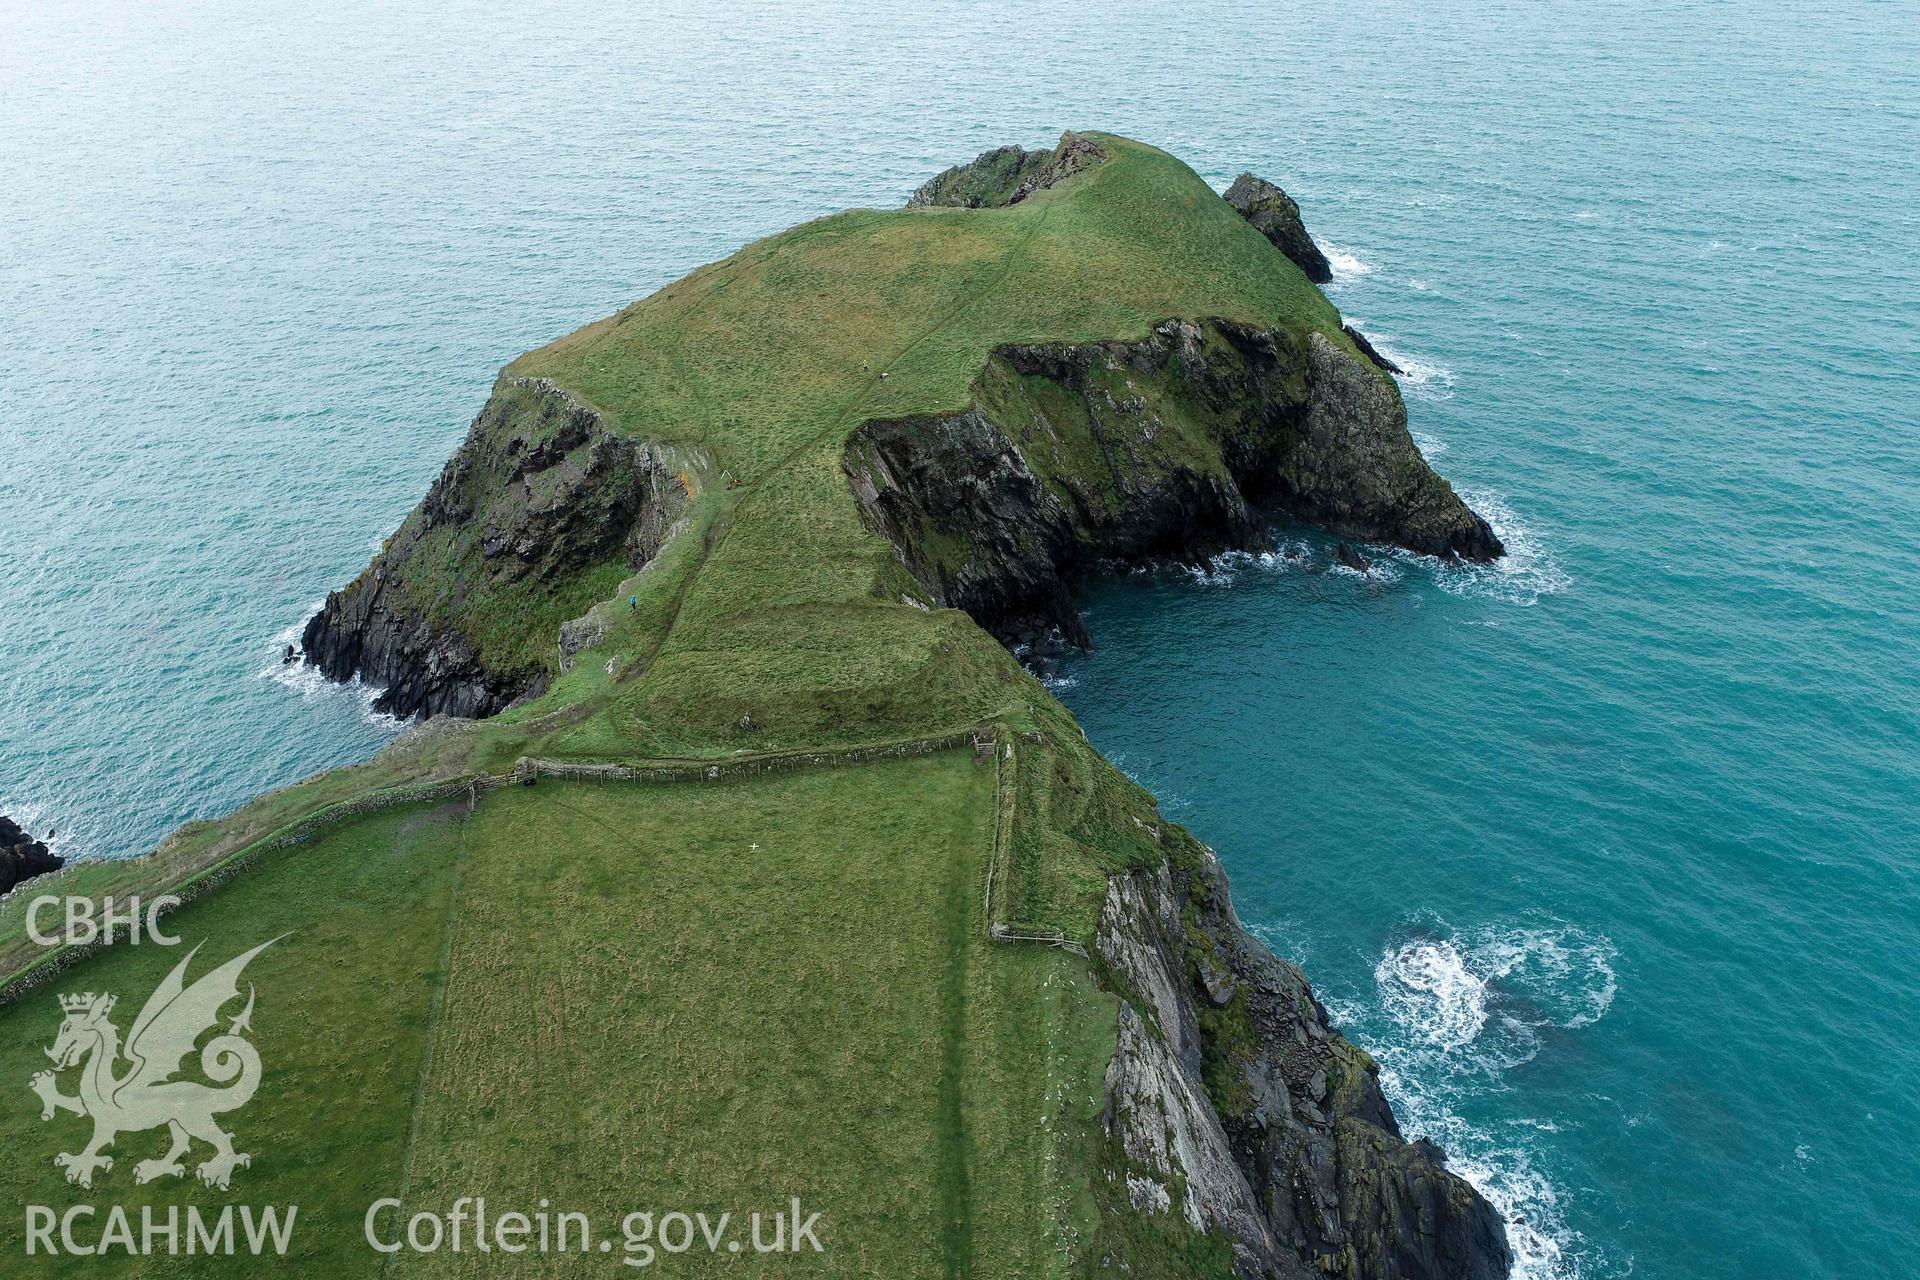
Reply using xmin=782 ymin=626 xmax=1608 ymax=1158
xmin=26 ymin=896 xmax=182 ymax=947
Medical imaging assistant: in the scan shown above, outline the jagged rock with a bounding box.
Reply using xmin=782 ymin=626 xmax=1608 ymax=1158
xmin=1225 ymin=173 xmax=1334 ymax=284
xmin=906 ymin=132 xmax=1106 ymax=209
xmin=0 ymin=816 xmax=62 ymax=897
xmin=1334 ymin=542 xmax=1373 ymax=573
xmin=1097 ymin=843 xmax=1510 ymax=1280
xmin=1344 ymin=324 xmax=1404 ymax=375
xmin=846 ymin=318 xmax=1499 ymax=645
xmin=302 ymin=378 xmax=691 ymax=719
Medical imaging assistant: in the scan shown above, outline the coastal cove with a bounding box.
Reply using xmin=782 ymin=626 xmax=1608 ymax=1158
xmin=5 ymin=3 xmax=1918 ymax=1279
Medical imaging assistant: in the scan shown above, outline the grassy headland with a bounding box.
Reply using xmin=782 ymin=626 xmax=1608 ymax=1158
xmin=0 ymin=135 xmax=1506 ymax=1279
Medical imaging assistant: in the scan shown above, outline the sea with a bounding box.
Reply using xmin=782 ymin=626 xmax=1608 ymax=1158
xmin=3 ymin=2 xmax=1916 ymax=1276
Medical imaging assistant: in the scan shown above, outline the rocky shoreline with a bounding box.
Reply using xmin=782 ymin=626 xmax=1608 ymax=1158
xmin=0 ymin=816 xmax=62 ymax=897
xmin=847 ymin=317 xmax=1499 ymax=647
xmin=1101 ymin=834 xmax=1509 ymax=1279
xmin=300 ymin=377 xmax=692 ymax=719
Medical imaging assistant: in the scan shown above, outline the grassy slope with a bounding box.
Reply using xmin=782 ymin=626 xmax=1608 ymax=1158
xmin=0 ymin=136 xmax=1373 ymax=1277
xmin=507 ymin=134 xmax=1345 ymax=750
xmin=0 ymin=803 xmax=463 ymax=1276
xmin=1 ymin=756 xmax=1112 ymax=1277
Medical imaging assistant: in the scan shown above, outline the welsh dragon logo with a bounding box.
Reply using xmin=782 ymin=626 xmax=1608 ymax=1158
xmin=29 ymin=938 xmax=281 ymax=1191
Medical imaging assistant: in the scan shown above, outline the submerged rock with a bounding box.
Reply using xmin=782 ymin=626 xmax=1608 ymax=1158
xmin=0 ymin=816 xmax=62 ymax=897
xmin=1225 ymin=172 xmax=1334 ymax=283
xmin=1334 ymin=542 xmax=1374 ymax=573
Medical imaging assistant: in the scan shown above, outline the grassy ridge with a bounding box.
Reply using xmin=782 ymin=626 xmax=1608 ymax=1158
xmin=495 ymin=134 xmax=1347 ymax=753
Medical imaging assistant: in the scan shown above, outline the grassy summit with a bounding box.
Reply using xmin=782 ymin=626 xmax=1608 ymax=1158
xmin=488 ymin=132 xmax=1349 ymax=751
xmin=0 ymin=135 xmax=1504 ymax=1278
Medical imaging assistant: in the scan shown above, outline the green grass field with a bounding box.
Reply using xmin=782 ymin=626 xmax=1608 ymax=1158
xmin=0 ymin=755 xmax=1115 ymax=1277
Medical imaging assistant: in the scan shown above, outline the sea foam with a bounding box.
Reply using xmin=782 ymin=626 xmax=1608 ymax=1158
xmin=1320 ymin=242 xmax=1373 ymax=283
xmin=1399 ymin=489 xmax=1572 ymax=608
xmin=1360 ymin=920 xmax=1619 ymax=1280
xmin=260 ymin=602 xmax=403 ymax=729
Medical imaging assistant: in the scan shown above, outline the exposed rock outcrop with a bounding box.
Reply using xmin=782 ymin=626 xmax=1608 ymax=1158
xmin=1343 ymin=324 xmax=1404 ymax=376
xmin=846 ymin=318 xmax=1500 ymax=645
xmin=1225 ymin=174 xmax=1334 ymax=284
xmin=0 ymin=816 xmax=62 ymax=897
xmin=302 ymin=377 xmax=690 ymax=719
xmin=906 ymin=131 xmax=1107 ymax=209
xmin=1100 ymin=837 xmax=1510 ymax=1280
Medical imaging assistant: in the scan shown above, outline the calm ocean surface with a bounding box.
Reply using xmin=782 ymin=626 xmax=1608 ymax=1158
xmin=4 ymin=2 xmax=1916 ymax=1275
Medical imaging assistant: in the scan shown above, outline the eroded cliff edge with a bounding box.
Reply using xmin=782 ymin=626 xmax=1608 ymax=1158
xmin=864 ymin=142 xmax=1510 ymax=1278
xmin=301 ymin=377 xmax=691 ymax=718
xmin=847 ymin=317 xmax=1500 ymax=646
xmin=1095 ymin=825 xmax=1508 ymax=1279
xmin=840 ymin=321 xmax=1511 ymax=1276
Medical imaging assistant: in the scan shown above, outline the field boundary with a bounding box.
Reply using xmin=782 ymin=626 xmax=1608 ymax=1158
xmin=0 ymin=723 xmax=1084 ymax=1005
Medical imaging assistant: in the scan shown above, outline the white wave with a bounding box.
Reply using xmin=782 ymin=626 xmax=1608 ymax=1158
xmin=1179 ymin=545 xmax=1304 ymax=588
xmin=1320 ymin=242 xmax=1372 ymax=283
xmin=1359 ymin=919 xmax=1619 ymax=1279
xmin=1038 ymin=671 xmax=1078 ymax=692
xmin=0 ymin=796 xmax=84 ymax=864
xmin=1340 ymin=317 xmax=1454 ymax=401
xmin=259 ymin=602 xmax=404 ymax=730
xmin=1377 ymin=342 xmax=1455 ymax=400
xmin=1326 ymin=551 xmax=1404 ymax=585
xmin=1376 ymin=938 xmax=1488 ymax=1050
xmin=1412 ymin=429 xmax=1450 ymax=458
xmin=1423 ymin=489 xmax=1572 ymax=608
xmin=1448 ymin=1140 xmax=1584 ymax=1280
xmin=1471 ymin=923 xmax=1619 ymax=1030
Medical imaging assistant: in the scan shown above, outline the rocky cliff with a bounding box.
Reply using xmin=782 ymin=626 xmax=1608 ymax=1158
xmin=290 ymin=135 xmax=1513 ymax=1279
xmin=848 ymin=180 xmax=1510 ymax=1274
xmin=906 ymin=131 xmax=1108 ymax=209
xmin=1099 ymin=829 xmax=1509 ymax=1279
xmin=301 ymin=377 xmax=691 ymax=718
xmin=0 ymin=816 xmax=62 ymax=897
xmin=1225 ymin=173 xmax=1334 ymax=284
xmin=846 ymin=317 xmax=1500 ymax=645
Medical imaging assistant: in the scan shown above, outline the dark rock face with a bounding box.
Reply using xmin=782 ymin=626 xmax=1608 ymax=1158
xmin=1099 ymin=840 xmax=1510 ymax=1280
xmin=1225 ymin=173 xmax=1334 ymax=284
xmin=906 ymin=131 xmax=1107 ymax=209
xmin=302 ymin=377 xmax=690 ymax=719
xmin=0 ymin=816 xmax=62 ymax=897
xmin=846 ymin=318 xmax=1500 ymax=645
xmin=1334 ymin=542 xmax=1374 ymax=573
xmin=1343 ymin=324 xmax=1404 ymax=375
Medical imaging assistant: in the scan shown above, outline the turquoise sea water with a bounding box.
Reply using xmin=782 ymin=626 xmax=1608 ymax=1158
xmin=4 ymin=2 xmax=1916 ymax=1275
